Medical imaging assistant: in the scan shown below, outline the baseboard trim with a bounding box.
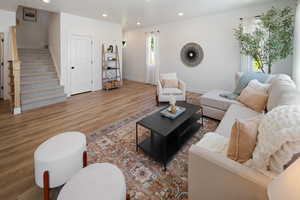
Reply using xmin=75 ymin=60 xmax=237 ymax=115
xmin=14 ymin=107 xmax=21 ymax=115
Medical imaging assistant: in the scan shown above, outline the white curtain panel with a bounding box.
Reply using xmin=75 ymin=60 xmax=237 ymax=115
xmin=145 ymin=32 xmax=160 ymax=85
xmin=293 ymin=0 xmax=300 ymax=89
xmin=240 ymin=17 xmax=258 ymax=72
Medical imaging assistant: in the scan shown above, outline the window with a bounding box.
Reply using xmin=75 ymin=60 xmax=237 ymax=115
xmin=147 ymin=34 xmax=156 ymax=66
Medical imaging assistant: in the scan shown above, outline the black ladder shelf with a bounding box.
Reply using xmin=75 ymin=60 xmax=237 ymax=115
xmin=102 ymin=44 xmax=122 ymax=90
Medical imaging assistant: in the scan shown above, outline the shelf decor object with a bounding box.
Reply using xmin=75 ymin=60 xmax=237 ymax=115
xmin=180 ymin=42 xmax=204 ymax=67
xmin=102 ymin=44 xmax=122 ymax=90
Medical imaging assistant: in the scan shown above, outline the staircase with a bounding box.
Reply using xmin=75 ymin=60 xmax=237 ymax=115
xmin=19 ymin=48 xmax=66 ymax=111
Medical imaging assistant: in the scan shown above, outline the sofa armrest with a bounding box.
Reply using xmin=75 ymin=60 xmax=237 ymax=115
xmin=188 ymin=145 xmax=272 ymax=200
xmin=178 ymin=80 xmax=186 ymax=94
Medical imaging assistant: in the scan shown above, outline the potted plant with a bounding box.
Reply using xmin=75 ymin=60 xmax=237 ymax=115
xmin=234 ymin=7 xmax=295 ymax=74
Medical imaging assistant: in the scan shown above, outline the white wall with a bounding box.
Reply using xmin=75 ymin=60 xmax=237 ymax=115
xmin=124 ymin=1 xmax=295 ymax=93
xmin=48 ymin=12 xmax=61 ymax=79
xmin=60 ymin=13 xmax=123 ymax=95
xmin=16 ymin=7 xmax=50 ymax=49
xmin=0 ymin=9 xmax=16 ymax=100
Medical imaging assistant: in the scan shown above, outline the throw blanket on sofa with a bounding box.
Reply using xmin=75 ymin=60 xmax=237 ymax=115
xmin=251 ymin=105 xmax=300 ymax=173
xmin=220 ymin=72 xmax=270 ymax=100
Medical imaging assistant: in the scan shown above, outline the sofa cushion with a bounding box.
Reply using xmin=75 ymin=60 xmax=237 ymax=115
xmin=216 ymin=104 xmax=262 ymax=138
xmin=162 ymin=88 xmax=183 ymax=95
xmin=196 ymin=132 xmax=229 ymax=155
xmin=267 ymin=75 xmax=298 ymax=111
xmin=201 ymin=90 xmax=241 ymax=111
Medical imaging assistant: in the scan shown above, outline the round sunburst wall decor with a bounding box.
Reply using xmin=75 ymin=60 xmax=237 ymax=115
xmin=180 ymin=42 xmax=204 ymax=67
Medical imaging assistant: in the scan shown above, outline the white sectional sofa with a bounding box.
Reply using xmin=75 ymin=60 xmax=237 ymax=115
xmin=188 ymin=73 xmax=300 ymax=200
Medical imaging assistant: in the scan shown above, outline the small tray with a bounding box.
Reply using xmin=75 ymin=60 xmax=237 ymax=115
xmin=160 ymin=106 xmax=186 ymax=119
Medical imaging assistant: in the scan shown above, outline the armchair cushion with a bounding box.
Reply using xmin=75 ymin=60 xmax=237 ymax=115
xmin=161 ymin=88 xmax=183 ymax=95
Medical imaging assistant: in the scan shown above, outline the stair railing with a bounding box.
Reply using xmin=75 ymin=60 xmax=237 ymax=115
xmin=9 ymin=26 xmax=21 ymax=115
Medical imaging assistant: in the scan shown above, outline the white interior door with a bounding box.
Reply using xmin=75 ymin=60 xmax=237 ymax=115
xmin=70 ymin=35 xmax=93 ymax=95
xmin=0 ymin=33 xmax=4 ymax=99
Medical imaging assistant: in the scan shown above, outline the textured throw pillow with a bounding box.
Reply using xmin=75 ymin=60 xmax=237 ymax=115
xmin=227 ymin=117 xmax=261 ymax=163
xmin=161 ymin=79 xmax=178 ymax=88
xmin=252 ymin=105 xmax=300 ymax=173
xmin=237 ymin=86 xmax=268 ymax=113
xmin=247 ymin=79 xmax=270 ymax=94
xmin=267 ymin=76 xmax=298 ymax=111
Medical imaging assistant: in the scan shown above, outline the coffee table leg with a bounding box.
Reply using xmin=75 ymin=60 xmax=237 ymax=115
xmin=163 ymin=136 xmax=167 ymax=171
xmin=136 ymin=123 xmax=138 ymax=152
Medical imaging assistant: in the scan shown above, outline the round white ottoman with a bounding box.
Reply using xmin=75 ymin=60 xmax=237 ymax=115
xmin=34 ymin=132 xmax=86 ymax=189
xmin=57 ymin=163 xmax=126 ymax=200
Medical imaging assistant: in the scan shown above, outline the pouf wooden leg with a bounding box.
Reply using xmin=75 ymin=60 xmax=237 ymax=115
xmin=43 ymin=171 xmax=50 ymax=200
xmin=83 ymin=151 xmax=87 ymax=168
xmin=126 ymin=193 xmax=130 ymax=200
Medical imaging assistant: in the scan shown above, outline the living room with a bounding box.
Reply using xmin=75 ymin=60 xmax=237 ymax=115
xmin=0 ymin=0 xmax=300 ymax=200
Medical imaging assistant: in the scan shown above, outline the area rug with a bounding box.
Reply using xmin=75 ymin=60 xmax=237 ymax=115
xmin=17 ymin=92 xmax=219 ymax=200
xmin=86 ymin=108 xmax=218 ymax=200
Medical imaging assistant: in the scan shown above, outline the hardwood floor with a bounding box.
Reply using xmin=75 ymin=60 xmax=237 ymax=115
xmin=0 ymin=80 xmax=156 ymax=200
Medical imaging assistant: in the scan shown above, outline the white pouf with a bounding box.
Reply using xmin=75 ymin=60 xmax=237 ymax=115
xmin=57 ymin=163 xmax=126 ymax=200
xmin=34 ymin=132 xmax=86 ymax=188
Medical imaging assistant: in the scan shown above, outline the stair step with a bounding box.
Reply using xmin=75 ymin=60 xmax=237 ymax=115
xmin=21 ymin=94 xmax=67 ymax=111
xmin=21 ymin=68 xmax=53 ymax=73
xmin=22 ymin=87 xmax=65 ymax=101
xmin=21 ymin=72 xmax=56 ymax=77
xmin=21 ymin=78 xmax=59 ymax=85
xmin=21 ymin=74 xmax=57 ymax=82
xmin=22 ymin=85 xmax=64 ymax=95
xmin=21 ymin=81 xmax=60 ymax=91
xmin=19 ymin=48 xmax=49 ymax=53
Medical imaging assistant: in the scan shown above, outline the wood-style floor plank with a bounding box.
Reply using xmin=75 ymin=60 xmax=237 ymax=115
xmin=0 ymin=80 xmax=156 ymax=200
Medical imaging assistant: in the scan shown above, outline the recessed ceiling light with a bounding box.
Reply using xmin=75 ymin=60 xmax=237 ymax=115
xmin=42 ymin=0 xmax=51 ymax=3
xmin=137 ymin=22 xmax=141 ymax=26
xmin=102 ymin=13 xmax=108 ymax=17
xmin=178 ymin=12 xmax=184 ymax=16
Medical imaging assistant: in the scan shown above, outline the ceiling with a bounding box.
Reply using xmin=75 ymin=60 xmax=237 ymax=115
xmin=0 ymin=0 xmax=280 ymax=30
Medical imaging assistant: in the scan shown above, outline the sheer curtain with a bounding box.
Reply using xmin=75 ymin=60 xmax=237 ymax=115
xmin=145 ymin=32 xmax=159 ymax=85
xmin=240 ymin=17 xmax=259 ymax=72
xmin=293 ymin=0 xmax=300 ymax=89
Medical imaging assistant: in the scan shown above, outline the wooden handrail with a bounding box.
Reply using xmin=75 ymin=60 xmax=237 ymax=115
xmin=9 ymin=26 xmax=21 ymax=115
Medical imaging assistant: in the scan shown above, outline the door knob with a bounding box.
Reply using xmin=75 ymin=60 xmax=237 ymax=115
xmin=71 ymin=66 xmax=75 ymax=69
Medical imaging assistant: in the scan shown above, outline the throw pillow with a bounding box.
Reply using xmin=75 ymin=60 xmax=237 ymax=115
xmin=267 ymin=76 xmax=298 ymax=111
xmin=161 ymin=79 xmax=179 ymax=88
xmin=227 ymin=117 xmax=260 ymax=163
xmin=234 ymin=72 xmax=271 ymax=95
xmin=237 ymin=86 xmax=268 ymax=113
xmin=252 ymin=105 xmax=300 ymax=173
xmin=247 ymin=79 xmax=270 ymax=94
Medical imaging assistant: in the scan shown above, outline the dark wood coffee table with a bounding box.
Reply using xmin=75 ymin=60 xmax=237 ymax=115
xmin=136 ymin=102 xmax=203 ymax=170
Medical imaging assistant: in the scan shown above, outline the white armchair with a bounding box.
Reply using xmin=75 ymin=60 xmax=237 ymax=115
xmin=156 ymin=73 xmax=186 ymax=105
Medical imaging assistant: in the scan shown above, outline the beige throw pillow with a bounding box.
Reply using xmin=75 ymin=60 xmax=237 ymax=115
xmin=161 ymin=79 xmax=178 ymax=88
xmin=237 ymin=87 xmax=268 ymax=113
xmin=227 ymin=118 xmax=261 ymax=163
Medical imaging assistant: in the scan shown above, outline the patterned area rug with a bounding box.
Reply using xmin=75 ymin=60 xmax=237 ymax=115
xmin=86 ymin=100 xmax=218 ymax=199
xmin=17 ymin=92 xmax=219 ymax=200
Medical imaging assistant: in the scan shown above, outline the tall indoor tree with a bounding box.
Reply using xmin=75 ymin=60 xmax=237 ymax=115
xmin=234 ymin=7 xmax=295 ymax=74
